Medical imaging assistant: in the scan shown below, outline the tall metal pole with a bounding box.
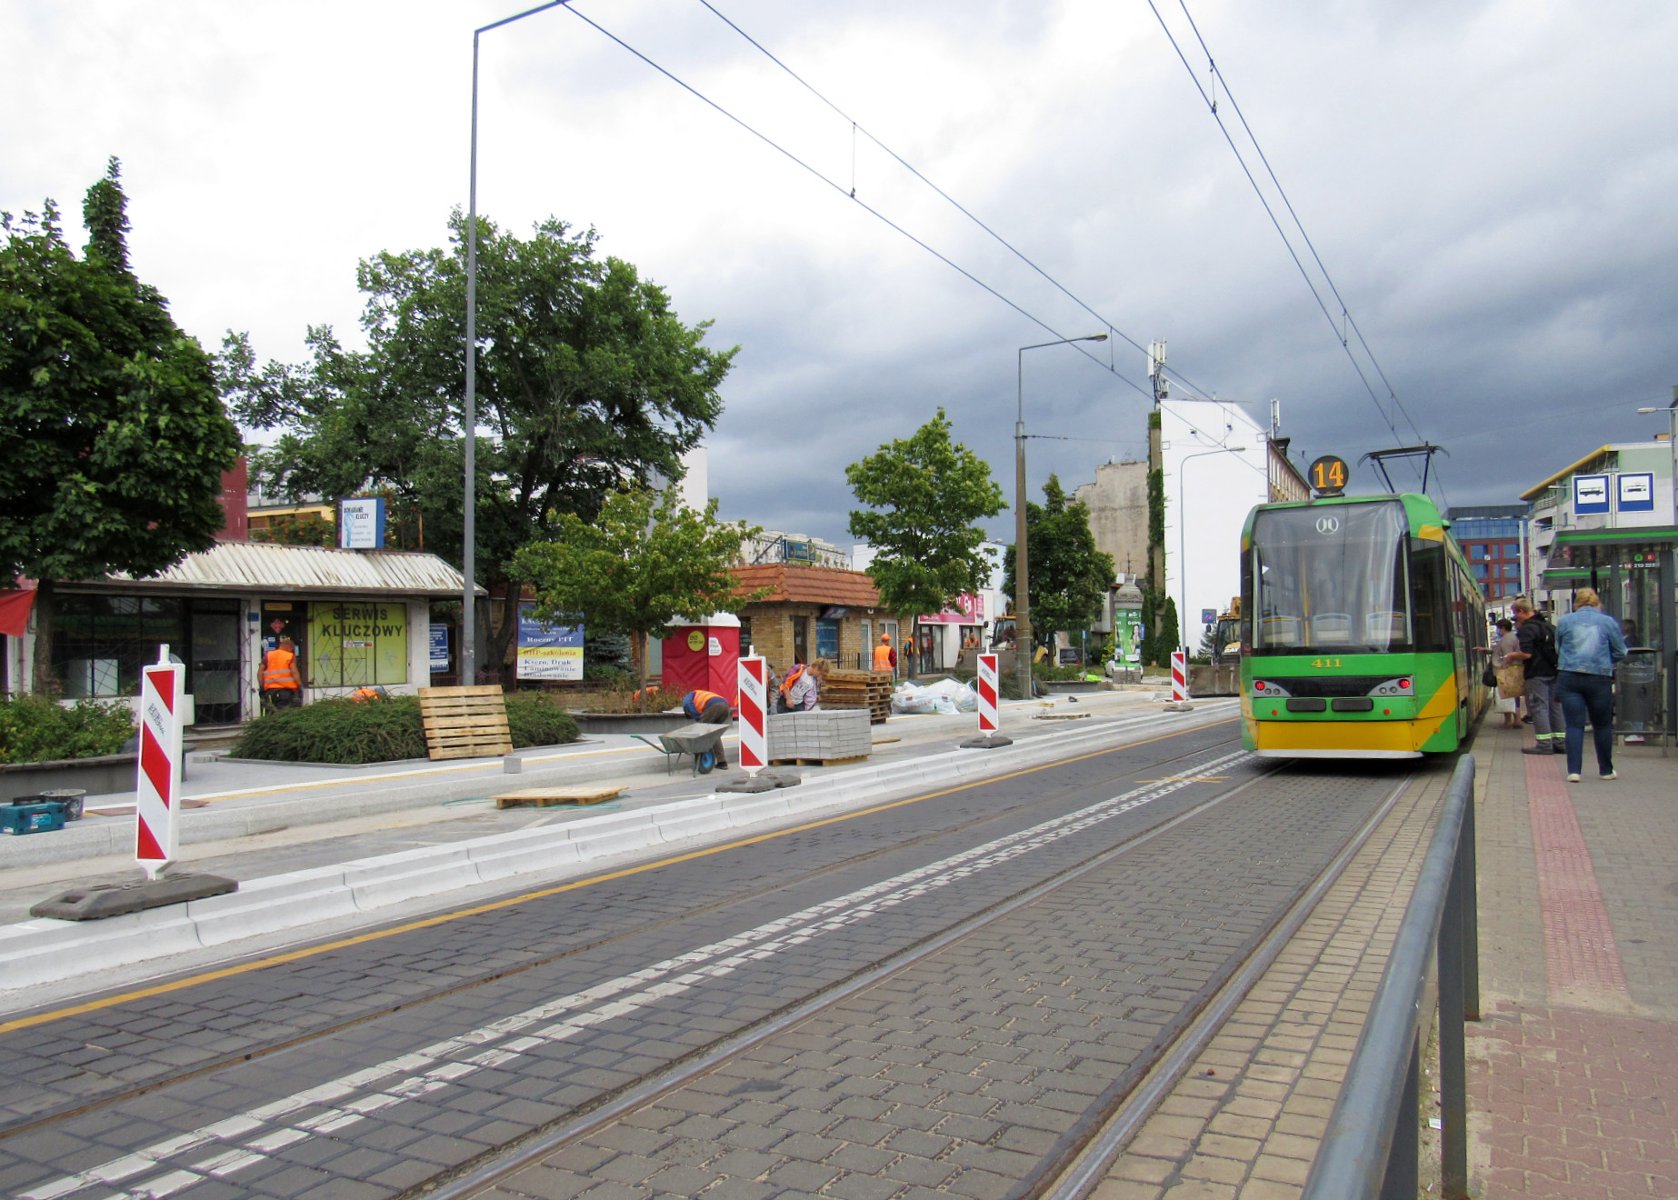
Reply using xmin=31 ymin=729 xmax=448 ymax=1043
xmin=1014 ymin=334 xmax=1107 ymax=700
xmin=463 ymin=31 xmax=480 ymax=686
xmin=464 ymin=1 xmax=572 ymax=686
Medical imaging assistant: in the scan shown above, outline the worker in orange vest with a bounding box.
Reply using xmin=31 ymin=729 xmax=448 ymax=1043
xmin=681 ymin=689 xmax=733 ymax=767
xmin=261 ymin=637 xmax=303 ymax=710
xmin=872 ymin=631 xmax=897 ymax=673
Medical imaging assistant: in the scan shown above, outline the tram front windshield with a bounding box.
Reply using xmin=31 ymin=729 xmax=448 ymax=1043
xmin=1248 ymin=501 xmax=1416 ymax=653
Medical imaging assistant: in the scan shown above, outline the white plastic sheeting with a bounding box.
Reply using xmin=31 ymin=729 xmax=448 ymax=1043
xmin=891 ymin=676 xmax=978 ymax=715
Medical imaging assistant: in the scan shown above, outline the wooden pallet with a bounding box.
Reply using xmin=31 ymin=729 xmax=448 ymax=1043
xmin=495 ymin=786 xmax=623 ymax=809
xmin=418 ymin=685 xmax=513 ymax=760
xmin=820 ymin=669 xmax=894 ymax=724
xmin=769 ymin=754 xmax=869 ymax=767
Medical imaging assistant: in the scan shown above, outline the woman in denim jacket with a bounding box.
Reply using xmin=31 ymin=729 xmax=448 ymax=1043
xmin=1554 ymin=588 xmax=1629 ymax=782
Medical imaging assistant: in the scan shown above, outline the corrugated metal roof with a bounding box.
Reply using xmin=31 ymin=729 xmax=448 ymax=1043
xmin=90 ymin=542 xmax=480 ymax=597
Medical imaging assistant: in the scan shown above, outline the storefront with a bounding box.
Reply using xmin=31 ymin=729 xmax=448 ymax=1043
xmin=7 ymin=543 xmax=475 ymax=725
xmin=729 ymin=563 xmax=897 ymax=676
xmin=914 ymin=593 xmax=986 ymax=674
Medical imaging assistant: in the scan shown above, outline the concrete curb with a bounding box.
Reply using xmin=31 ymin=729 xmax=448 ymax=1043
xmin=0 ymin=703 xmax=1232 ymax=991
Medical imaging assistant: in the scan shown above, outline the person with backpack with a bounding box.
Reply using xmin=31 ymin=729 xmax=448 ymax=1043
xmin=1509 ymin=598 xmax=1563 ymax=754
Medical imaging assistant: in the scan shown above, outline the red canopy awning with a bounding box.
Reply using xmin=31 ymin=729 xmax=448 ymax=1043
xmin=0 ymin=588 xmax=36 ymax=637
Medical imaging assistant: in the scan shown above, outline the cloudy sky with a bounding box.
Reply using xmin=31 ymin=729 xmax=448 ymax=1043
xmin=5 ymin=1 xmax=1676 ymax=551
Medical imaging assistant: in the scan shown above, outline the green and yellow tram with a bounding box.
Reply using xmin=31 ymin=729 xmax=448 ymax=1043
xmin=1238 ymin=486 xmax=1487 ymax=758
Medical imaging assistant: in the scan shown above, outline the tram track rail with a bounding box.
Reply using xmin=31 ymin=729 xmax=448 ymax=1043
xmin=0 ymin=728 xmax=1243 ymax=1134
xmin=0 ymin=728 xmax=1427 ymax=1200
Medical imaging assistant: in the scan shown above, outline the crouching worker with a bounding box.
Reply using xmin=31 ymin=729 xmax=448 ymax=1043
xmin=681 ymin=689 xmax=733 ymax=768
xmin=350 ymin=686 xmax=387 ymax=703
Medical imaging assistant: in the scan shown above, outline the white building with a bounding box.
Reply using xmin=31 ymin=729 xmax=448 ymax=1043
xmin=1160 ymin=399 xmax=1272 ymax=651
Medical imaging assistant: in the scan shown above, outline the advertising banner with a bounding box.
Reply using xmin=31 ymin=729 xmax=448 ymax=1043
xmin=516 ymin=603 xmax=584 ymax=680
xmin=339 ymin=497 xmax=387 ymax=549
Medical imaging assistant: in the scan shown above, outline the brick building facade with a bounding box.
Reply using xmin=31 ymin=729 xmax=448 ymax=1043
xmin=730 ymin=563 xmax=906 ymax=677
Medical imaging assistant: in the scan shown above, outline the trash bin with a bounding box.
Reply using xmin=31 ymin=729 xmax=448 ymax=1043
xmin=1616 ymin=648 xmax=1660 ymax=734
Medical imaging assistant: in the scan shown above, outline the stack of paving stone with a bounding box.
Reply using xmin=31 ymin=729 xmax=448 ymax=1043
xmin=767 ymin=708 xmax=871 ymax=764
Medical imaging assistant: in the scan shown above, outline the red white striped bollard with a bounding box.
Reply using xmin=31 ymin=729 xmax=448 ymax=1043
xmin=961 ymin=652 xmax=1012 ymax=748
xmin=737 ymin=655 xmax=767 ymax=775
xmin=1167 ymin=649 xmax=1193 ymax=711
xmin=135 ymin=647 xmax=185 ymax=880
xmin=976 ymin=652 xmax=1000 ymax=735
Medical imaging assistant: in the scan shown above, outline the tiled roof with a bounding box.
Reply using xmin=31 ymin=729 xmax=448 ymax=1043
xmin=732 ymin=563 xmax=880 ymax=607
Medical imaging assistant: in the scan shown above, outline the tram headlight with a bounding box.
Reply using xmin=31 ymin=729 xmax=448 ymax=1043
xmin=1370 ymin=677 xmax=1413 ymax=697
xmin=1252 ymin=679 xmax=1291 ymax=697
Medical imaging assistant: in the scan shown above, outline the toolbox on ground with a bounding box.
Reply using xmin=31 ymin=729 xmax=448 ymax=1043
xmin=1 ymin=798 xmax=68 ymax=835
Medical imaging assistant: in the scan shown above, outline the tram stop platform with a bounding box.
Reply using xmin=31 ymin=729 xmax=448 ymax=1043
xmin=1086 ymin=719 xmax=1678 ymax=1200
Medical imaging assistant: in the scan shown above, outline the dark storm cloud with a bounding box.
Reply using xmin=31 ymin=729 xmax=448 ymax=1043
xmin=5 ymin=0 xmax=1675 ymax=545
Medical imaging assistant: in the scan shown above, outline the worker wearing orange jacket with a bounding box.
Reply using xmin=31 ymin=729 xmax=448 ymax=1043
xmin=261 ymin=638 xmax=303 ymax=710
xmin=872 ymin=631 xmax=897 ymax=673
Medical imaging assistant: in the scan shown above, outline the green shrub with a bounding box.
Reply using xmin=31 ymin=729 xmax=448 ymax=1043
xmin=232 ymin=697 xmax=428 ymax=764
xmin=0 ymin=693 xmax=136 ymax=764
xmin=231 ymin=691 xmax=581 ymax=764
xmin=503 ymin=691 xmax=580 ymax=747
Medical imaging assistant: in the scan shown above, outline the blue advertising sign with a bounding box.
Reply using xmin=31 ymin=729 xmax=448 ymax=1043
xmin=428 ymin=624 xmax=450 ymax=673
xmin=516 ymin=603 xmax=584 ymax=680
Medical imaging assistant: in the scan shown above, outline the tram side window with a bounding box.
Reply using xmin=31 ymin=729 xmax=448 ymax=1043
xmin=1408 ymin=541 xmax=1450 ymax=651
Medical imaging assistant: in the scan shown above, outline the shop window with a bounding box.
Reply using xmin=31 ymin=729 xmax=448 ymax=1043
xmin=815 ymin=618 xmax=839 ymax=661
xmin=308 ymin=601 xmax=408 ymax=687
xmin=53 ymin=595 xmax=186 ymax=698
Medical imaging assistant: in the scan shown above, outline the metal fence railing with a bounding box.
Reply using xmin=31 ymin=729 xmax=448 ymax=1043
xmin=1302 ymin=754 xmax=1480 ymax=1200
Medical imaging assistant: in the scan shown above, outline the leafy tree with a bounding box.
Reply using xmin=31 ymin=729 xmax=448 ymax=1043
xmin=0 ymin=159 xmax=241 ymax=687
xmin=511 ymin=487 xmax=761 ymax=700
xmin=220 ymin=211 xmax=736 ymax=671
xmin=846 ymin=409 xmax=1005 ymax=620
xmin=250 ymin=511 xmax=337 ymax=548
xmin=1001 ymin=475 xmax=1116 ymax=645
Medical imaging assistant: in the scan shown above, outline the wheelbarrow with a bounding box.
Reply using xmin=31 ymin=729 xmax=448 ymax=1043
xmin=633 ymin=721 xmax=731 ymax=775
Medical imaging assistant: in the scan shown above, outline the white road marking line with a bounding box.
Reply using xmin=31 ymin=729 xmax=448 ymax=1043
xmin=22 ymin=748 xmax=1250 ymax=1200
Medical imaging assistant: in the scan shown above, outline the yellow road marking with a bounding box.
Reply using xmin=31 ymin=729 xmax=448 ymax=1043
xmin=2 ymin=721 xmax=1231 ymax=1034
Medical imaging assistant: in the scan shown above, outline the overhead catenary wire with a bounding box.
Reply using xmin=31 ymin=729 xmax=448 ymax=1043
xmin=692 ymin=0 xmax=1222 ymax=408
xmin=556 ymin=4 xmax=1253 ymax=459
xmin=1147 ymin=0 xmax=1447 ymax=505
xmin=565 ymin=4 xmax=1172 ymax=412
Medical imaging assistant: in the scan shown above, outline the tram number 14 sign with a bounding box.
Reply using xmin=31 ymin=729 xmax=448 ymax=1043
xmin=1308 ymin=454 xmax=1349 ymax=497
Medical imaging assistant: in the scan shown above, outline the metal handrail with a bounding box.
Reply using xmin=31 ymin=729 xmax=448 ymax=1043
xmin=1302 ymin=754 xmax=1479 ymax=1200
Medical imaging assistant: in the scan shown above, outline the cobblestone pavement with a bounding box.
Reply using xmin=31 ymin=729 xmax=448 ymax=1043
xmin=5 ymin=728 xmax=1394 ymax=1200
xmin=1466 ymin=725 xmax=1678 ymax=1199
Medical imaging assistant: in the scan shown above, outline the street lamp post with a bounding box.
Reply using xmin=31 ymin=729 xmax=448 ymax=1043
xmin=1177 ymin=445 xmax=1247 ymax=658
xmin=1015 ymin=333 xmax=1108 ymax=699
xmin=464 ymin=1 xmax=571 ymax=685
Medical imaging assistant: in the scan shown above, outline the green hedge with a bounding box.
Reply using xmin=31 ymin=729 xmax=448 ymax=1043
xmin=0 ymin=693 xmax=137 ymax=764
xmin=232 ymin=692 xmax=580 ymax=765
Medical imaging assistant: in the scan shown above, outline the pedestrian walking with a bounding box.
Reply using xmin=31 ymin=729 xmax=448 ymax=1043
xmin=1553 ymin=588 xmax=1628 ymax=782
xmin=1509 ymin=598 xmax=1563 ymax=754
